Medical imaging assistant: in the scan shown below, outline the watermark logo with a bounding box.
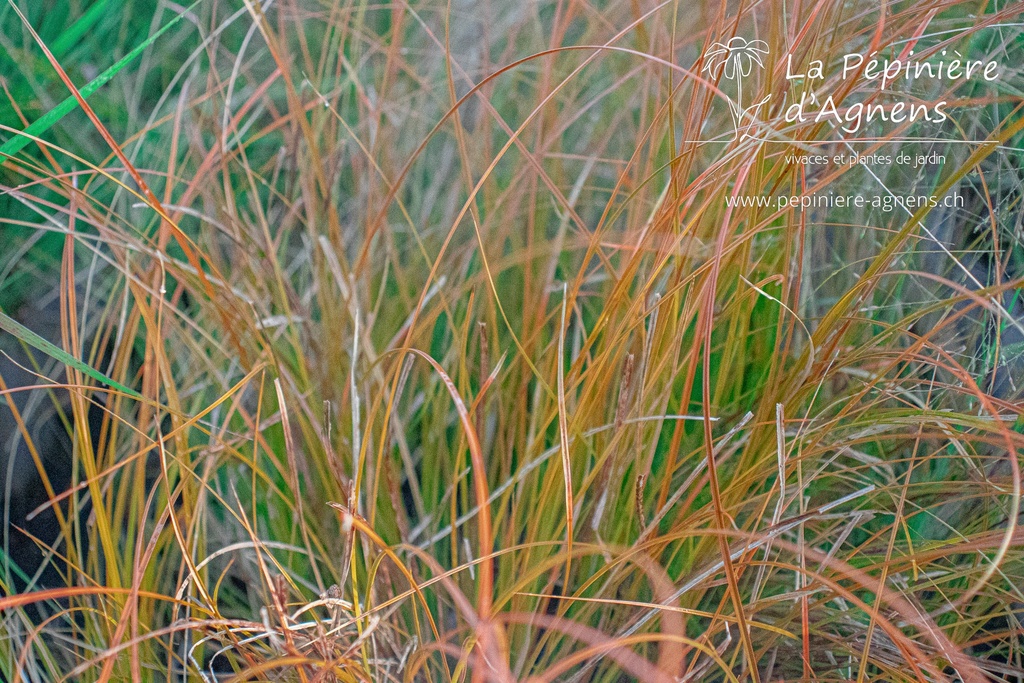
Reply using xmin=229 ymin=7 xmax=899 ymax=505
xmin=702 ymin=37 xmax=771 ymax=140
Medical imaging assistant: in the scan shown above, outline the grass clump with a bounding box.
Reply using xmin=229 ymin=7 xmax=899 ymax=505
xmin=1 ymin=0 xmax=1023 ymax=680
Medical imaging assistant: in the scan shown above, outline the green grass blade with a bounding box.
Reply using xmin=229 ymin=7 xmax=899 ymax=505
xmin=0 ymin=0 xmax=202 ymax=162
xmin=50 ymin=0 xmax=110 ymax=57
xmin=0 ymin=308 xmax=141 ymax=399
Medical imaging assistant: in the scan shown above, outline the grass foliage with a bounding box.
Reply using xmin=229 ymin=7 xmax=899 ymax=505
xmin=1 ymin=0 xmax=1024 ymax=680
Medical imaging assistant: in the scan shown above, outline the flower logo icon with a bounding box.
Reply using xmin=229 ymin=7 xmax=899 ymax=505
xmin=703 ymin=37 xmax=769 ymax=80
xmin=702 ymin=37 xmax=770 ymax=140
